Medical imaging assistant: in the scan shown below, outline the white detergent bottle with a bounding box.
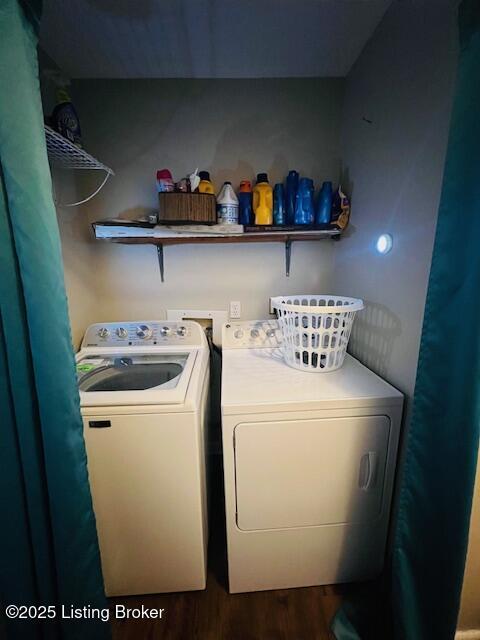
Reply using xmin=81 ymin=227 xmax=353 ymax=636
xmin=217 ymin=182 xmax=239 ymax=224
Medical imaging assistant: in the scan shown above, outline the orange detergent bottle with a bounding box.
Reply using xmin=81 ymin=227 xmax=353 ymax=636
xmin=253 ymin=173 xmax=273 ymax=225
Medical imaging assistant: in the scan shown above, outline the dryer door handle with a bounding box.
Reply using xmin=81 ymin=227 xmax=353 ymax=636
xmin=359 ymin=451 xmax=378 ymax=491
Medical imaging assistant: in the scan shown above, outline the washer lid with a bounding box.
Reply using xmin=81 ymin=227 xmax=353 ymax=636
xmin=77 ymin=350 xmax=197 ymax=407
xmin=222 ymin=351 xmax=403 ymax=415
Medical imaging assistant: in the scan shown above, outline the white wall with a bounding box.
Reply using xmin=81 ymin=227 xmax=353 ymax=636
xmin=333 ymin=0 xmax=458 ymax=415
xmin=39 ymin=52 xmax=100 ymax=348
xmin=336 ymin=0 xmax=480 ymax=632
xmin=53 ymin=170 xmax=100 ymax=348
xmin=67 ymin=78 xmax=343 ymax=338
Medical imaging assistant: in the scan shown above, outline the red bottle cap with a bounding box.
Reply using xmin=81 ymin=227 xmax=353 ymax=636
xmin=157 ymin=169 xmax=172 ymax=180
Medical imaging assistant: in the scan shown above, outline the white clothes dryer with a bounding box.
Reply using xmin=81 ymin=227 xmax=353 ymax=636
xmin=221 ymin=320 xmax=403 ymax=593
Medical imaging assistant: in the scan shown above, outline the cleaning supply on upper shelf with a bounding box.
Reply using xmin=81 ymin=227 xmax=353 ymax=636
xmin=217 ymin=182 xmax=239 ymax=224
xmin=273 ymin=183 xmax=286 ymax=225
xmin=189 ymin=169 xmax=200 ymax=192
xmin=286 ymin=170 xmax=299 ymax=225
xmin=52 ymin=86 xmax=82 ymax=147
xmin=253 ymin=173 xmax=273 ymax=225
xmin=331 ymin=185 xmax=351 ymax=230
xmin=157 ymin=169 xmax=175 ymax=192
xmin=238 ymin=180 xmax=253 ymax=225
xmin=176 ymin=176 xmax=191 ymax=192
xmin=316 ymin=181 xmax=333 ymax=224
xmin=198 ymin=171 xmax=215 ymax=194
xmin=294 ymin=177 xmax=315 ymax=225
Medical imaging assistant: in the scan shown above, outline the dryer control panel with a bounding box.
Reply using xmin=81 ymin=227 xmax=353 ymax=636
xmin=223 ymin=320 xmax=282 ymax=349
xmin=81 ymin=321 xmax=205 ymax=348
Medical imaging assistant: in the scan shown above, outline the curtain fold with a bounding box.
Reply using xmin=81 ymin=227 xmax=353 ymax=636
xmin=333 ymin=0 xmax=480 ymax=637
xmin=0 ymin=1 xmax=109 ymax=638
xmin=391 ymin=0 xmax=480 ymax=636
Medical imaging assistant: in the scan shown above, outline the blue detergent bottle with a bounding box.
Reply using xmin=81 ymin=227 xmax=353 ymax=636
xmin=238 ymin=180 xmax=253 ymax=225
xmin=273 ymin=183 xmax=286 ymax=225
xmin=294 ymin=178 xmax=315 ymax=225
xmin=316 ymin=181 xmax=333 ymax=224
xmin=286 ymin=170 xmax=299 ymax=224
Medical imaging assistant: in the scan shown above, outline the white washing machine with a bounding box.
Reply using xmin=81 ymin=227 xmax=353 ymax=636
xmin=221 ymin=320 xmax=403 ymax=593
xmin=77 ymin=320 xmax=209 ymax=596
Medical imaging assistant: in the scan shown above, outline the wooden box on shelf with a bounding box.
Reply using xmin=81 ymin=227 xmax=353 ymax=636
xmin=158 ymin=192 xmax=217 ymax=224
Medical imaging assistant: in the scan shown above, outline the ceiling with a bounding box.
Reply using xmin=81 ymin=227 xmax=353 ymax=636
xmin=40 ymin=0 xmax=392 ymax=79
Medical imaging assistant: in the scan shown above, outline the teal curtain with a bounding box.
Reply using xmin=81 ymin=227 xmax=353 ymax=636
xmin=333 ymin=0 xmax=480 ymax=638
xmin=0 ymin=2 xmax=110 ymax=639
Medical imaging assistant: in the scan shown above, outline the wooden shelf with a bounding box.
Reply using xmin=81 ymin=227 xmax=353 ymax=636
xmin=97 ymin=229 xmax=341 ymax=282
xmin=103 ymin=229 xmax=339 ymax=246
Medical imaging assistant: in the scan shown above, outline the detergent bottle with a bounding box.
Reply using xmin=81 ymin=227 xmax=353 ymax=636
xmin=253 ymin=173 xmax=273 ymax=225
xmin=316 ymin=181 xmax=333 ymax=224
xmin=273 ymin=183 xmax=286 ymax=225
xmin=198 ymin=171 xmax=215 ymax=194
xmin=294 ymin=177 xmax=315 ymax=225
xmin=238 ymin=180 xmax=253 ymax=225
xmin=285 ymin=170 xmax=299 ymax=224
xmin=217 ymin=182 xmax=239 ymax=224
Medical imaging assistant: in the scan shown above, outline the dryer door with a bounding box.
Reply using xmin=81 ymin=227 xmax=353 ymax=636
xmin=234 ymin=416 xmax=390 ymax=531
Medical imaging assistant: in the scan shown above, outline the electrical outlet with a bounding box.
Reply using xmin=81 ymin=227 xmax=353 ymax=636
xmin=229 ymin=301 xmax=241 ymax=319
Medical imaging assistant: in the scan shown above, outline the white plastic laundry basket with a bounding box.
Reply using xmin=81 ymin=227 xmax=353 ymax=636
xmin=271 ymin=295 xmax=364 ymax=372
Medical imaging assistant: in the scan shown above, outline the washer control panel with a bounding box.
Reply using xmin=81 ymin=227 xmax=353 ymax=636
xmin=81 ymin=321 xmax=203 ymax=348
xmin=223 ymin=320 xmax=282 ymax=349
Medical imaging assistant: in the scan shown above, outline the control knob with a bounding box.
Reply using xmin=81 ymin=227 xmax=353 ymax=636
xmin=160 ymin=326 xmax=171 ymax=337
xmin=177 ymin=326 xmax=187 ymax=337
xmin=266 ymin=328 xmax=276 ymax=338
xmin=234 ymin=329 xmax=244 ymax=339
xmin=116 ymin=327 xmax=128 ymax=339
xmin=136 ymin=325 xmax=153 ymax=340
xmin=250 ymin=329 xmax=260 ymax=339
xmin=97 ymin=327 xmax=109 ymax=339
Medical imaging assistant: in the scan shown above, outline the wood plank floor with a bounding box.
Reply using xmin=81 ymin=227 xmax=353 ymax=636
xmin=109 ymin=456 xmax=347 ymax=640
xmin=110 ymin=578 xmax=343 ymax=639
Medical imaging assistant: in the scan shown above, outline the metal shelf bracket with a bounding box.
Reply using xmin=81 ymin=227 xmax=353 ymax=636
xmin=157 ymin=244 xmax=164 ymax=282
xmin=285 ymin=238 xmax=292 ymax=277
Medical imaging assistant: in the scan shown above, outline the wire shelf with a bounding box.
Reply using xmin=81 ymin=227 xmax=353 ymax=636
xmin=45 ymin=125 xmax=114 ymax=206
xmin=44 ymin=125 xmax=114 ymax=175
